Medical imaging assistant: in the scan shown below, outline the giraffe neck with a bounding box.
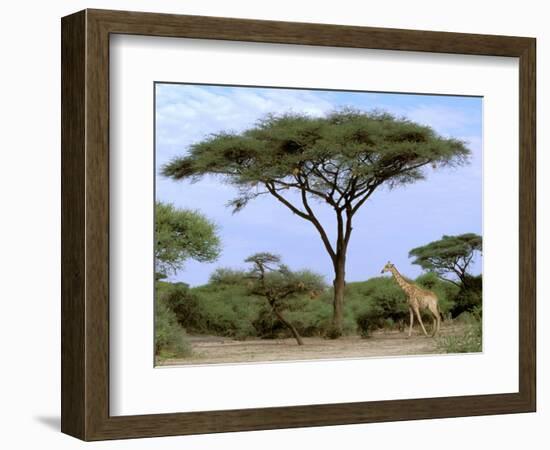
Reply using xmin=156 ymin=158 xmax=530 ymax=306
xmin=390 ymin=267 xmax=412 ymax=292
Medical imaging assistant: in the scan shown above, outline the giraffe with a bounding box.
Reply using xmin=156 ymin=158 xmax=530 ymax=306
xmin=381 ymin=261 xmax=441 ymax=337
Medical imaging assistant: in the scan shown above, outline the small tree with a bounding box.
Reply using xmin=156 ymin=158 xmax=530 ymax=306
xmin=245 ymin=253 xmax=325 ymax=345
xmin=409 ymin=233 xmax=482 ymax=288
xmin=155 ymin=201 xmax=221 ymax=276
xmin=163 ymin=109 xmax=470 ymax=335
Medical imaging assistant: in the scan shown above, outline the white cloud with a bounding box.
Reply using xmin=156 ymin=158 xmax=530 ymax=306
xmin=155 ymin=84 xmax=335 ymax=167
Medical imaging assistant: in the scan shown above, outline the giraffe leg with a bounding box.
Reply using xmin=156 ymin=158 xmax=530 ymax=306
xmin=408 ymin=308 xmax=414 ymax=337
xmin=432 ymin=316 xmax=439 ymax=337
xmin=429 ymin=304 xmax=441 ymax=337
xmin=414 ymin=307 xmax=428 ymax=336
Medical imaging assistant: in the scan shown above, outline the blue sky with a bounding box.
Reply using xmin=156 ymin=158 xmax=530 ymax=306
xmin=155 ymin=83 xmax=482 ymax=287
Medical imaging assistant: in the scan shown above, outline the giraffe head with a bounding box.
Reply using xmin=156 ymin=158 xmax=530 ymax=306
xmin=380 ymin=261 xmax=395 ymax=274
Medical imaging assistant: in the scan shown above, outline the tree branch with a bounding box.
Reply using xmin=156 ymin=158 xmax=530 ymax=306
xmin=436 ymin=275 xmax=462 ymax=288
xmin=350 ymin=182 xmax=380 ymax=215
xmin=265 ymin=182 xmax=311 ymax=221
xmin=300 ymin=187 xmax=337 ymax=261
xmin=272 ymin=178 xmax=330 ymax=204
xmin=265 ymin=182 xmax=336 ymax=261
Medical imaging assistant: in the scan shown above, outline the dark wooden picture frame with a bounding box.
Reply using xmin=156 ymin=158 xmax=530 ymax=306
xmin=61 ymin=9 xmax=536 ymax=441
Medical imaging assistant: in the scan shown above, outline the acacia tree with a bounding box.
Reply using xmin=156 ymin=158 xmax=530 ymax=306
xmin=245 ymin=252 xmax=325 ymax=345
xmin=155 ymin=201 xmax=221 ymax=277
xmin=409 ymin=233 xmax=482 ymax=287
xmin=163 ymin=109 xmax=470 ymax=335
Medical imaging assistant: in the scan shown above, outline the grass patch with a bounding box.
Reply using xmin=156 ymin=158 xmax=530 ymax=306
xmin=437 ymin=308 xmax=482 ymax=353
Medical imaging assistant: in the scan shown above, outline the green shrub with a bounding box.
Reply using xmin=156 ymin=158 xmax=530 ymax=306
xmin=253 ymin=293 xmax=351 ymax=339
xmin=189 ymin=283 xmax=261 ymax=339
xmin=159 ymin=267 xmax=334 ymax=340
xmin=293 ymin=290 xmax=357 ymax=339
xmin=344 ymin=277 xmax=408 ymax=336
xmin=154 ymin=298 xmax=192 ymax=359
xmin=286 ymin=298 xmax=332 ymax=337
xmin=324 ymin=324 xmax=343 ymax=340
xmin=157 ymin=277 xmax=260 ymax=339
xmin=208 ymin=267 xmax=248 ymax=285
xmin=252 ymin=305 xmax=287 ymax=338
xmin=437 ymin=306 xmax=482 ymax=353
xmin=451 ymin=277 xmax=482 ymax=317
xmin=155 ymin=269 xmax=466 ymax=341
xmin=355 ymin=313 xmax=371 ymax=338
xmin=157 ymin=281 xmax=205 ymax=331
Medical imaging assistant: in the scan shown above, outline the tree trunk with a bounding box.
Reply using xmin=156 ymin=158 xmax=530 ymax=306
xmin=331 ymin=255 xmax=346 ymax=337
xmin=273 ymin=308 xmax=304 ymax=345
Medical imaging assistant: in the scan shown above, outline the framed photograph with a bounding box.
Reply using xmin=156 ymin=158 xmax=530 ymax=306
xmin=61 ymin=9 xmax=536 ymax=441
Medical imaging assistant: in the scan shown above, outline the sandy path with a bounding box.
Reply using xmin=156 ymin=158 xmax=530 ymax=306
xmin=159 ymin=324 xmax=466 ymax=366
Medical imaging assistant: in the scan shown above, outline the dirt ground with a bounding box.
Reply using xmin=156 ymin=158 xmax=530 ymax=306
xmin=159 ymin=323 xmax=468 ymax=366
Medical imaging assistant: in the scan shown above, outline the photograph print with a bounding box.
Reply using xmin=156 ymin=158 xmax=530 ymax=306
xmin=154 ymin=83 xmax=483 ymax=366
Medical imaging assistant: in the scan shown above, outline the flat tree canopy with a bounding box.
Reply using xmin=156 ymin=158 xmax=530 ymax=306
xmin=155 ymin=201 xmax=221 ymax=276
xmin=409 ymin=233 xmax=482 ymax=287
xmin=163 ymin=109 xmax=471 ymax=334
